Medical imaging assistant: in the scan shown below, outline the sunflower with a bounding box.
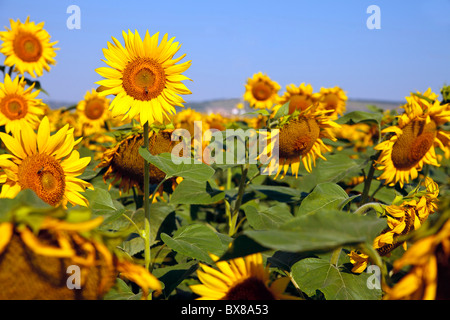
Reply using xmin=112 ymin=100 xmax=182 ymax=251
xmin=190 ymin=253 xmax=298 ymax=300
xmin=374 ymin=93 xmax=450 ymax=188
xmin=0 ymin=200 xmax=162 ymax=300
xmin=97 ymin=129 xmax=182 ymax=194
xmin=0 ymin=116 xmax=92 ymax=207
xmin=173 ymin=108 xmax=205 ymax=136
xmin=95 ymin=29 xmax=192 ymax=126
xmin=316 ymin=86 xmax=348 ymax=119
xmin=0 ymin=74 xmax=45 ymax=136
xmin=272 ymin=83 xmax=316 ymax=115
xmin=243 ymin=72 xmax=280 ymax=110
xmin=349 ymin=177 xmax=439 ymax=273
xmin=260 ymin=106 xmax=340 ymax=179
xmin=76 ymin=89 xmax=111 ymax=135
xmin=383 ymin=218 xmax=450 ymax=300
xmin=0 ymin=17 xmax=58 ymax=78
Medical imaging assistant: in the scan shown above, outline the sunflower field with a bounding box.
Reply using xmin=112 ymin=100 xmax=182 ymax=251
xmin=0 ymin=16 xmax=450 ymax=303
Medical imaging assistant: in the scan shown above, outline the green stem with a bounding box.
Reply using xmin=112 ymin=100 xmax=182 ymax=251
xmin=246 ymin=170 xmax=261 ymax=186
xmin=143 ymin=122 xmax=151 ymax=270
xmin=226 ymin=167 xmax=232 ymax=190
xmin=361 ymin=164 xmax=375 ymax=205
xmin=354 ymin=202 xmax=384 ymax=216
xmin=360 ymin=151 xmax=381 ymax=205
xmin=233 ymin=164 xmax=249 ymax=216
xmin=229 ymin=164 xmax=249 ymax=236
xmin=330 ymin=247 xmax=342 ymax=267
xmin=122 ymin=213 xmax=142 ymax=235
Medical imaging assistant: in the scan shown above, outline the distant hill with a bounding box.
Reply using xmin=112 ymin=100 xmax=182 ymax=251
xmin=184 ymin=98 xmax=404 ymax=115
xmin=44 ymin=98 xmax=403 ymax=116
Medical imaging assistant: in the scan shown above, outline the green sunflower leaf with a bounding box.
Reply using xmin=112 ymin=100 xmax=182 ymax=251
xmin=170 ymin=179 xmax=225 ymax=205
xmin=335 ymin=110 xmax=382 ymax=125
xmin=138 ymin=149 xmax=215 ymax=182
xmin=292 ymin=153 xmax=366 ymax=193
xmin=291 ymin=257 xmax=382 ymax=300
xmin=244 ymin=203 xmax=293 ymax=230
xmin=297 ymin=183 xmax=349 ymax=216
xmin=161 ymin=224 xmax=224 ymax=263
xmin=244 ymin=209 xmax=387 ymax=253
xmin=250 ymin=184 xmax=302 ymax=203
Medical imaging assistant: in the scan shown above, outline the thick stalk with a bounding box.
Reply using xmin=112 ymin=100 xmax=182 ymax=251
xmin=229 ymin=164 xmax=249 ymax=236
xmin=143 ymin=122 xmax=151 ymax=270
xmin=360 ymin=151 xmax=381 ymax=205
xmin=233 ymin=164 xmax=249 ymax=217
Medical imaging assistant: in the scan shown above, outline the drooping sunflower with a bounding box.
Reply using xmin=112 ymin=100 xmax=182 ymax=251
xmin=95 ymin=29 xmax=192 ymax=125
xmin=316 ymin=86 xmax=348 ymax=119
xmin=243 ymin=72 xmax=280 ymax=110
xmin=0 ymin=198 xmax=162 ymax=300
xmin=97 ymin=129 xmax=182 ymax=194
xmin=272 ymin=83 xmax=317 ymax=115
xmin=0 ymin=17 xmax=58 ymax=78
xmin=349 ymin=177 xmax=439 ymax=274
xmin=374 ymin=93 xmax=450 ymax=188
xmin=260 ymin=106 xmax=341 ymax=179
xmin=383 ymin=217 xmax=450 ymax=300
xmin=190 ymin=253 xmax=298 ymax=300
xmin=0 ymin=116 xmax=92 ymax=207
xmin=76 ymin=89 xmax=111 ymax=135
xmin=0 ymin=74 xmax=45 ymax=136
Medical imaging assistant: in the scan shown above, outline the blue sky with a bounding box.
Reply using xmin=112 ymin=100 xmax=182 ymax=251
xmin=1 ymin=0 xmax=449 ymax=105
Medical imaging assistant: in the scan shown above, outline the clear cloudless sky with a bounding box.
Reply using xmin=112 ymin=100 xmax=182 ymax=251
xmin=1 ymin=0 xmax=449 ymax=105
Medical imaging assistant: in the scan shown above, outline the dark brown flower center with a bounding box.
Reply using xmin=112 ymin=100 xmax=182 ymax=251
xmin=223 ymin=277 xmax=275 ymax=300
xmin=278 ymin=118 xmax=320 ymax=158
xmin=391 ymin=120 xmax=437 ymax=170
xmin=111 ymin=132 xmax=179 ymax=190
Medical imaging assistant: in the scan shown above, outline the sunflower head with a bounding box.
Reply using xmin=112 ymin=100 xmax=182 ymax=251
xmin=0 ymin=74 xmax=45 ymax=136
xmin=272 ymin=83 xmax=316 ymax=116
xmin=349 ymin=177 xmax=440 ymax=274
xmin=383 ymin=218 xmax=450 ymax=300
xmin=173 ymin=108 xmax=205 ymax=136
xmin=0 ymin=197 xmax=161 ymax=300
xmin=0 ymin=17 xmax=58 ymax=78
xmin=189 ymin=253 xmax=298 ymax=300
xmin=260 ymin=106 xmax=340 ymax=178
xmin=76 ymin=89 xmax=111 ymax=135
xmin=95 ymin=29 xmax=192 ymax=125
xmin=0 ymin=117 xmax=92 ymax=208
xmin=316 ymin=86 xmax=347 ymax=119
xmin=97 ymin=129 xmax=182 ymax=193
xmin=243 ymin=72 xmax=280 ymax=110
xmin=375 ymin=94 xmax=450 ymax=188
